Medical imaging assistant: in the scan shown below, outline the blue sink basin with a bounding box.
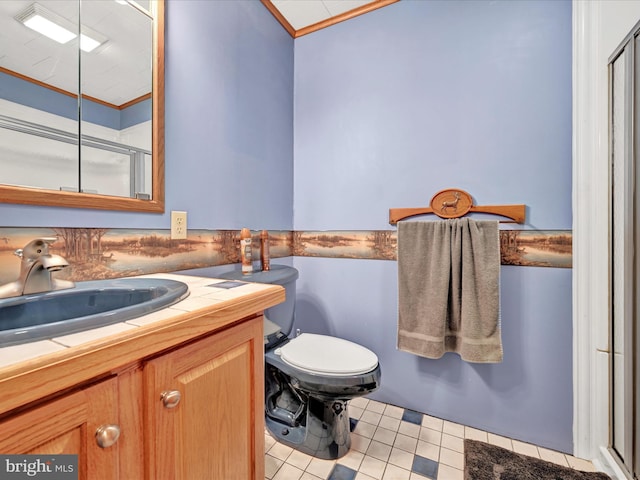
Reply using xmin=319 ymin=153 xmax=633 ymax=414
xmin=0 ymin=278 xmax=189 ymax=347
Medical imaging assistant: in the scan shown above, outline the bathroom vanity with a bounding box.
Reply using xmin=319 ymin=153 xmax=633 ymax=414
xmin=0 ymin=274 xmax=284 ymax=479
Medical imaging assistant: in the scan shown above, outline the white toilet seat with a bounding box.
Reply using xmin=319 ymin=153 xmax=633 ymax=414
xmin=276 ymin=333 xmax=378 ymax=377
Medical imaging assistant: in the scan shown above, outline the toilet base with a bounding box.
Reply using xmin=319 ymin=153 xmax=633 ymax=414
xmin=263 ymin=345 xmax=381 ymax=460
xmin=266 ymin=396 xmax=352 ymax=460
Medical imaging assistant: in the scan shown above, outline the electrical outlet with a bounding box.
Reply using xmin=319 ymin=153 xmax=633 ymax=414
xmin=171 ymin=211 xmax=187 ymax=239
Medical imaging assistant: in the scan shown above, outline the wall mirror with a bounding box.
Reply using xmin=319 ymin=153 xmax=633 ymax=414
xmin=0 ymin=0 xmax=164 ymax=212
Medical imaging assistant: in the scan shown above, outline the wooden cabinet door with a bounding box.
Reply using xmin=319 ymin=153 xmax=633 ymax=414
xmin=0 ymin=377 xmax=120 ymax=480
xmin=144 ymin=316 xmax=264 ymax=480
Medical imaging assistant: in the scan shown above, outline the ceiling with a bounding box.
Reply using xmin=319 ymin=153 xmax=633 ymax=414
xmin=0 ymin=0 xmax=152 ymax=107
xmin=271 ymin=0 xmax=377 ymax=30
xmin=264 ymin=0 xmax=397 ymax=37
xmin=0 ymin=0 xmax=395 ymax=108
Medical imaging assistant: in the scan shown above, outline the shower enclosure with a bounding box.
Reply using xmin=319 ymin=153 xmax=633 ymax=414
xmin=610 ymin=18 xmax=640 ymax=480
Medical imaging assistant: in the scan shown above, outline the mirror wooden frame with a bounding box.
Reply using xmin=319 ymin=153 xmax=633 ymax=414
xmin=0 ymin=0 xmax=165 ymax=213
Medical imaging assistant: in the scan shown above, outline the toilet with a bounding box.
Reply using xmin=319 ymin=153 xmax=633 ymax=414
xmin=219 ymin=265 xmax=381 ymax=459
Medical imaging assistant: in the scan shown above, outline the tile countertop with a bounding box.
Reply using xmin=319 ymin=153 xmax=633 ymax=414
xmin=0 ymin=273 xmax=285 ymax=416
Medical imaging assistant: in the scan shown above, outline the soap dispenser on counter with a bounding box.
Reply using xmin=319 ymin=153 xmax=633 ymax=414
xmin=240 ymin=228 xmax=253 ymax=275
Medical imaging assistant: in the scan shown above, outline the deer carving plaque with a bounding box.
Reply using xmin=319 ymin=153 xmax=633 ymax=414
xmin=430 ymin=188 xmax=473 ymax=219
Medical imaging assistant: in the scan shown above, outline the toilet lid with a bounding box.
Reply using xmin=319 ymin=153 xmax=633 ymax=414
xmin=277 ymin=333 xmax=378 ymax=377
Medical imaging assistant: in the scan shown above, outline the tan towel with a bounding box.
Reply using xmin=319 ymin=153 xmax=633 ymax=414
xmin=397 ymin=218 xmax=503 ymax=363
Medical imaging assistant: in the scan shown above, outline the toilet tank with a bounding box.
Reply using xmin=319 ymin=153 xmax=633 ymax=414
xmin=218 ymin=265 xmax=299 ymax=337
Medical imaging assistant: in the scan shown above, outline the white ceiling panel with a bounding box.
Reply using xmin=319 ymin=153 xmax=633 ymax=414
xmin=271 ymin=0 xmax=379 ymax=31
xmin=272 ymin=0 xmax=331 ymax=30
xmin=322 ymin=0 xmax=374 ymax=17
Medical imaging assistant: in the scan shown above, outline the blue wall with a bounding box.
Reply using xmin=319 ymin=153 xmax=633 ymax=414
xmin=0 ymin=70 xmax=149 ymax=129
xmin=292 ymin=0 xmax=573 ymax=452
xmin=0 ymin=0 xmax=294 ymax=230
xmin=0 ymin=0 xmax=573 ymax=453
xmin=0 ymin=71 xmax=79 ymax=122
xmin=120 ymin=98 xmax=151 ymax=129
xmin=164 ymin=0 xmax=294 ymax=230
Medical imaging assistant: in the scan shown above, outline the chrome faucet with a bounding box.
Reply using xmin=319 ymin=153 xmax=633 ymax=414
xmin=0 ymin=238 xmax=75 ymax=299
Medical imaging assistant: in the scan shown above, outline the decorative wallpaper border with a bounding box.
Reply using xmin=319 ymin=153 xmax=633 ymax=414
xmin=295 ymin=230 xmax=572 ymax=269
xmin=0 ymin=228 xmax=571 ymax=284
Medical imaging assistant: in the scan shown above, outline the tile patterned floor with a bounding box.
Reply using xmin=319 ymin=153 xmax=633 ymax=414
xmin=265 ymin=397 xmax=599 ymax=480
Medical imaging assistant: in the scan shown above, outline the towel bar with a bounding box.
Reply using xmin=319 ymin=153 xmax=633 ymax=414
xmin=389 ymin=188 xmax=526 ymax=225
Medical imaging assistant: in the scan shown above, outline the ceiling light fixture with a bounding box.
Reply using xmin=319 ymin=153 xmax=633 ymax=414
xmin=15 ymin=3 xmax=106 ymax=53
xmin=15 ymin=3 xmax=75 ymax=44
xmin=79 ymin=26 xmax=107 ymax=53
xmin=79 ymin=34 xmax=100 ymax=52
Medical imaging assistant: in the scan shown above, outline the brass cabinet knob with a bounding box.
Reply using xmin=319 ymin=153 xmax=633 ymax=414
xmin=161 ymin=390 xmax=181 ymax=409
xmin=95 ymin=424 xmax=121 ymax=448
